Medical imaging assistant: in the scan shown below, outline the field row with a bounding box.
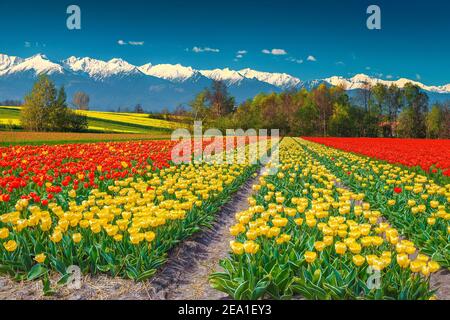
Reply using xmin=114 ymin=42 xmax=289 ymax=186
xmin=211 ymin=138 xmax=448 ymax=300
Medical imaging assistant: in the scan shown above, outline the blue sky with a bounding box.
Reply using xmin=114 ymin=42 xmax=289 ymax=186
xmin=1 ymin=0 xmax=449 ymax=84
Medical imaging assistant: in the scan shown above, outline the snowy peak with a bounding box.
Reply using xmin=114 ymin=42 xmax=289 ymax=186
xmin=4 ymin=54 xmax=64 ymax=76
xmin=0 ymin=54 xmax=23 ymax=73
xmin=239 ymin=68 xmax=302 ymax=89
xmin=199 ymin=68 xmax=244 ymax=85
xmin=139 ymin=63 xmax=197 ymax=82
xmin=324 ymin=73 xmax=450 ymax=94
xmin=63 ymin=56 xmax=141 ymax=79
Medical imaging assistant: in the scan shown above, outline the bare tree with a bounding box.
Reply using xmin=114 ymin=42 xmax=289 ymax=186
xmin=73 ymin=91 xmax=90 ymax=110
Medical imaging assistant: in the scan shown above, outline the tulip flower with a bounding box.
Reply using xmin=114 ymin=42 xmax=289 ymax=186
xmin=243 ymin=240 xmax=260 ymax=254
xmin=34 ymin=253 xmax=46 ymax=264
xmin=3 ymin=240 xmax=18 ymax=252
xmin=304 ymin=251 xmax=317 ymax=264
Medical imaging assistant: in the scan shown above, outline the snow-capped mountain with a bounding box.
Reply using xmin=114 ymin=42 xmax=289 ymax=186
xmin=1 ymin=54 xmax=63 ymax=76
xmin=63 ymin=56 xmax=142 ymax=80
xmin=0 ymin=54 xmax=23 ymax=73
xmin=0 ymin=53 xmax=448 ymax=110
xmin=239 ymin=68 xmax=302 ymax=89
xmin=199 ymin=68 xmax=245 ymax=85
xmin=324 ymin=74 xmax=450 ymax=94
xmin=138 ymin=63 xmax=198 ymax=82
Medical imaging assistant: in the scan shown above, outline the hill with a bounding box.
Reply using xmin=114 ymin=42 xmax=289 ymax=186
xmin=0 ymin=106 xmax=187 ymax=134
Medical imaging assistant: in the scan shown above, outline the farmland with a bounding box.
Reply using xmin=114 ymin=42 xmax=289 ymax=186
xmin=0 ymin=136 xmax=448 ymax=300
xmin=0 ymin=106 xmax=186 ymax=136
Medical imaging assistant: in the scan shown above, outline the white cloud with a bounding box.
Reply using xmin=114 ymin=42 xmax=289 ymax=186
xmin=192 ymin=46 xmax=220 ymax=53
xmin=262 ymin=48 xmax=287 ymax=55
xmin=307 ymin=55 xmax=317 ymax=62
xmin=24 ymin=41 xmax=31 ymax=48
xmin=365 ymin=66 xmax=371 ymax=70
xmin=129 ymin=41 xmax=144 ymax=46
xmin=235 ymin=50 xmax=248 ymax=60
xmin=336 ymin=61 xmax=345 ymax=66
xmin=416 ymin=73 xmax=421 ymax=80
xmin=286 ymin=57 xmax=303 ymax=64
xmin=118 ymin=40 xmax=144 ymax=46
xmin=386 ymin=75 xmax=393 ymax=79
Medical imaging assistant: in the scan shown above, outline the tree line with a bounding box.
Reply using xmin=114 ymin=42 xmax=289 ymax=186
xmin=190 ymin=80 xmax=450 ymax=139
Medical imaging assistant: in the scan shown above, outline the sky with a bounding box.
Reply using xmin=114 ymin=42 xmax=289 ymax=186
xmin=0 ymin=0 xmax=449 ymax=85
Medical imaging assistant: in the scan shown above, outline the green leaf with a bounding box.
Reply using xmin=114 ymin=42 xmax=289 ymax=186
xmin=27 ymin=264 xmax=48 ymax=281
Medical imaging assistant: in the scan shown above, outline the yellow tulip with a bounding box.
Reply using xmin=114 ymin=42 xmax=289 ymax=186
xmin=334 ymin=242 xmax=347 ymax=255
xmin=72 ymin=233 xmax=82 ymax=243
xmin=144 ymin=231 xmax=156 ymax=242
xmin=314 ymin=241 xmax=326 ymax=252
xmin=410 ymin=260 xmax=425 ymax=273
xmin=50 ymin=231 xmax=63 ymax=243
xmin=0 ymin=227 xmax=9 ymax=239
xmin=3 ymin=240 xmax=17 ymax=252
xmin=348 ymin=242 xmax=362 ymax=254
xmin=230 ymin=241 xmax=244 ymax=255
xmin=352 ymin=255 xmax=365 ymax=267
xmin=304 ymin=251 xmax=317 ymax=264
xmin=243 ymin=240 xmax=260 ymax=254
xmin=428 ymin=261 xmax=440 ymax=273
xmin=34 ymin=253 xmax=46 ymax=263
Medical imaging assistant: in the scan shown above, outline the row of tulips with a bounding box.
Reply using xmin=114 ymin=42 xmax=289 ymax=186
xmin=210 ymin=137 xmax=439 ymax=300
xmin=300 ymin=139 xmax=449 ymax=267
xmin=0 ymin=138 xmax=272 ymax=293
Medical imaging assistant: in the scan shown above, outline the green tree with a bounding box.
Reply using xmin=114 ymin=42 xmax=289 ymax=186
xmin=21 ymin=74 xmax=57 ymax=131
xmin=397 ymin=108 xmax=415 ymax=138
xmin=329 ymin=102 xmax=351 ymax=136
xmin=426 ymin=103 xmax=449 ymax=139
xmin=403 ymin=83 xmax=428 ymax=138
xmin=190 ymin=90 xmax=209 ymax=121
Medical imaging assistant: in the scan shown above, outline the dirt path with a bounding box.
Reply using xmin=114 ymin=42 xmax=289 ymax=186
xmin=148 ymin=169 xmax=261 ymax=300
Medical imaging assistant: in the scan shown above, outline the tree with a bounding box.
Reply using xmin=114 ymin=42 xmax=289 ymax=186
xmin=403 ymin=83 xmax=428 ymax=138
xmin=21 ymin=74 xmax=57 ymax=131
xmin=397 ymin=108 xmax=415 ymax=138
xmin=205 ymin=80 xmax=235 ymax=118
xmin=190 ymin=91 xmax=208 ymax=121
xmin=427 ymin=103 xmax=450 ymax=139
xmin=312 ymin=84 xmax=333 ymax=136
xmin=329 ymin=102 xmax=352 ymax=137
xmin=73 ymin=91 xmax=90 ymax=110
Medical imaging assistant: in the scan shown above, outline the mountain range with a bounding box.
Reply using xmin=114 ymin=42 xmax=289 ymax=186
xmin=0 ymin=53 xmax=449 ymax=111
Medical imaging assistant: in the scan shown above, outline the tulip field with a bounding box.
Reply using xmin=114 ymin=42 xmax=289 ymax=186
xmin=210 ymin=137 xmax=449 ymax=300
xmin=0 ymin=136 xmax=449 ymax=300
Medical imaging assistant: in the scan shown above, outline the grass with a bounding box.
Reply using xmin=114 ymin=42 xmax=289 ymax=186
xmin=0 ymin=106 xmax=189 ymax=134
